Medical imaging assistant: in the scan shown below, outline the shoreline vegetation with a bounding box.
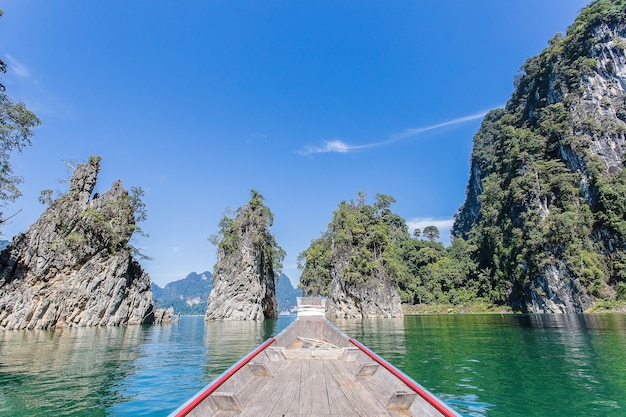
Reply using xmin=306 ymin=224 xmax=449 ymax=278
xmin=401 ymin=300 xmax=626 ymax=315
xmin=170 ymin=302 xmax=626 ymax=317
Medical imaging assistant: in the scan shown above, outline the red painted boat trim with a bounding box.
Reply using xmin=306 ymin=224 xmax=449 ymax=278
xmin=349 ymin=338 xmax=460 ymax=417
xmin=170 ymin=337 xmax=276 ymax=417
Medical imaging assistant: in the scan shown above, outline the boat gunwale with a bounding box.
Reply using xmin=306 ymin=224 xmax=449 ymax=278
xmin=349 ymin=337 xmax=462 ymax=417
xmin=168 ymin=337 xmax=276 ymax=417
xmin=168 ymin=316 xmax=462 ymax=417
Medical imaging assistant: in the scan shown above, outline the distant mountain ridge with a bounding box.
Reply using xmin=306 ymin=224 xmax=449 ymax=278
xmin=152 ymin=271 xmax=213 ymax=315
xmin=152 ymin=272 xmax=300 ymax=315
xmin=276 ymin=273 xmax=302 ymax=313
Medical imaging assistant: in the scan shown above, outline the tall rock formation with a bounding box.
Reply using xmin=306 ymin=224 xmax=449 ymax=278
xmin=299 ymin=193 xmax=404 ymax=319
xmin=326 ymin=270 xmax=404 ymax=319
xmin=0 ymin=156 xmax=156 ymax=329
xmin=453 ymin=0 xmax=626 ymax=312
xmin=205 ymin=190 xmax=283 ymax=320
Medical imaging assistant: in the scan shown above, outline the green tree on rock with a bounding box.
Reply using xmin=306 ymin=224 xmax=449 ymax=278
xmin=207 ymin=190 xmax=284 ymax=320
xmin=423 ymin=225 xmax=440 ymax=241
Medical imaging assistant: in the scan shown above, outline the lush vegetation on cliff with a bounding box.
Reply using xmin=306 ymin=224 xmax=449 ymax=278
xmin=298 ymin=192 xmax=480 ymax=305
xmin=211 ymin=189 xmax=285 ymax=277
xmin=453 ymin=0 xmax=626 ymax=309
xmin=298 ymin=192 xmax=406 ymax=295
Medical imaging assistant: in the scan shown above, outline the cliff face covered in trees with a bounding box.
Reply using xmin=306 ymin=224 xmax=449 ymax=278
xmin=299 ymin=193 xmax=404 ymax=318
xmin=205 ymin=190 xmax=284 ymax=320
xmin=0 ymin=156 xmax=156 ymax=329
xmin=453 ymin=0 xmax=626 ymax=312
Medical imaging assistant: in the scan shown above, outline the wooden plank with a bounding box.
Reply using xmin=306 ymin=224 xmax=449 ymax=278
xmin=388 ymin=410 xmax=413 ymax=417
xmin=357 ymin=374 xmax=393 ymax=406
xmin=323 ymin=359 xmax=359 ymax=417
xmin=186 ymin=395 xmax=218 ymax=417
xmin=357 ymin=368 xmax=416 ymax=412
xmin=237 ymin=358 xmax=301 ymax=417
xmin=229 ymin=363 xmax=277 ymax=411
xmin=216 ymin=365 xmax=254 ymax=395
xmin=268 ymin=359 xmax=303 ymax=417
xmin=211 ymin=392 xmax=241 ymax=411
xmin=325 ymin=359 xmax=391 ymax=417
xmin=248 ymin=363 xmax=273 ymax=377
xmin=298 ymin=359 xmax=314 ymax=414
xmin=284 ymin=359 xmax=303 ymax=416
xmin=301 ymin=359 xmax=331 ymax=414
xmin=387 ymin=392 xmax=417 ymax=410
xmin=282 ymin=415 xmax=342 ymax=417
xmin=341 ymin=347 xmax=361 ymax=362
xmin=263 ymin=347 xmax=286 ymax=362
xmin=356 ymin=363 xmax=380 ymax=376
xmin=213 ymin=411 xmax=238 ymax=417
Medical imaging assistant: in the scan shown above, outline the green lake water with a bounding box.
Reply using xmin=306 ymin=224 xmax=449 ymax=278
xmin=1 ymin=313 xmax=625 ymax=416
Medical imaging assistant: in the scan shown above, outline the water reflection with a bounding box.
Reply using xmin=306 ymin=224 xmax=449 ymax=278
xmin=332 ymin=314 xmax=626 ymax=417
xmin=202 ymin=316 xmax=288 ymax=377
xmin=1 ymin=314 xmax=625 ymax=417
xmin=0 ymin=325 xmax=146 ymax=416
xmin=512 ymin=313 xmax=626 ymax=332
xmin=333 ymin=317 xmax=406 ymax=356
xmin=505 ymin=314 xmax=626 ymax=416
xmin=400 ymin=314 xmax=626 ymax=417
xmin=0 ymin=315 xmax=295 ymax=417
xmin=203 ymin=319 xmax=268 ymax=378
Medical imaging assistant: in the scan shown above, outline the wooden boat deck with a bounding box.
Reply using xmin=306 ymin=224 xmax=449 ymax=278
xmin=209 ymin=352 xmax=412 ymax=417
xmin=181 ymin=317 xmax=456 ymax=417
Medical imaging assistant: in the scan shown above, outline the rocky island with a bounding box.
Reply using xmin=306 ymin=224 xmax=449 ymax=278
xmin=205 ymin=190 xmax=284 ymax=320
xmin=0 ymin=156 xmax=160 ymax=329
xmin=299 ymin=193 xmax=404 ymax=319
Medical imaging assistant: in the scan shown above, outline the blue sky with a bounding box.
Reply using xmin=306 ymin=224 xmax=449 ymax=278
xmin=1 ymin=1 xmax=591 ymax=287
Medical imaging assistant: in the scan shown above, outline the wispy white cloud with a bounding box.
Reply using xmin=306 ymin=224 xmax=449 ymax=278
xmin=391 ymin=110 xmax=491 ymax=141
xmin=4 ymin=54 xmax=30 ymax=78
xmin=299 ymin=139 xmax=385 ymax=156
xmin=298 ymin=109 xmax=494 ymax=156
xmin=299 ymin=139 xmax=350 ymax=155
xmin=406 ymin=217 xmax=455 ymax=245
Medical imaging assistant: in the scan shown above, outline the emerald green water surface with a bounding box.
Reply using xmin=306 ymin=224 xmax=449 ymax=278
xmin=1 ymin=314 xmax=625 ymax=416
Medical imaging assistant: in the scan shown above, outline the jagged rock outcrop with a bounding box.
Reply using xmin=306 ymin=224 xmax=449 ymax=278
xmin=205 ymin=190 xmax=282 ymax=320
xmin=299 ymin=195 xmax=404 ymax=319
xmin=0 ymin=156 xmax=156 ymax=329
xmin=153 ymin=307 xmax=175 ymax=324
xmin=453 ymin=0 xmax=626 ymax=313
xmin=326 ymin=269 xmax=403 ymax=319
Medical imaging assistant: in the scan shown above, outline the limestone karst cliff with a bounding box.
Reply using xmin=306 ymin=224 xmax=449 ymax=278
xmin=299 ymin=193 xmax=404 ymax=319
xmin=453 ymin=0 xmax=626 ymax=312
xmin=205 ymin=190 xmax=284 ymax=320
xmin=0 ymin=156 xmax=157 ymax=329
